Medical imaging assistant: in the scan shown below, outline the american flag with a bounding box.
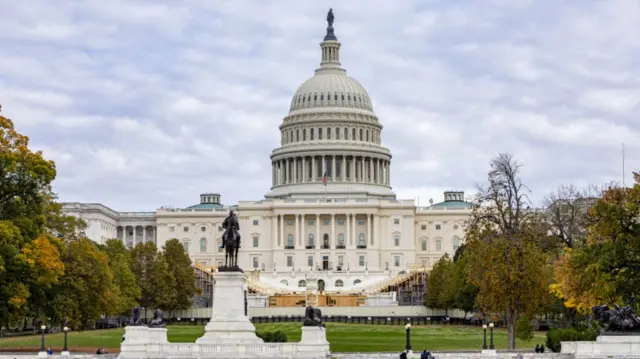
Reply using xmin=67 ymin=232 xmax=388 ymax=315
xmin=322 ymin=171 xmax=327 ymax=186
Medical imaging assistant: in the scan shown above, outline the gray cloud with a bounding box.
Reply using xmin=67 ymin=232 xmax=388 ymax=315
xmin=1 ymin=0 xmax=638 ymax=211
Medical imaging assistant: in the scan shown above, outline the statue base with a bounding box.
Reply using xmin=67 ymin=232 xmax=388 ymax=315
xmin=562 ymin=334 xmax=640 ymax=358
xmin=37 ymin=351 xmax=48 ymax=358
xmin=119 ymin=326 xmax=168 ymax=359
xmin=297 ymin=327 xmax=331 ymax=358
xmin=60 ymin=351 xmax=70 ymax=356
xmin=195 ymin=271 xmax=261 ymax=344
xmin=217 ymin=265 xmax=243 ymax=273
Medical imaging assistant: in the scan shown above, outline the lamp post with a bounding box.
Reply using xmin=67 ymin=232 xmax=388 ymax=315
xmin=482 ymin=324 xmax=488 ymax=350
xmin=62 ymin=327 xmax=70 ymax=356
xmin=38 ymin=325 xmax=46 ymax=358
xmin=489 ymin=323 xmax=495 ymax=350
xmin=405 ymin=321 xmax=412 ymax=352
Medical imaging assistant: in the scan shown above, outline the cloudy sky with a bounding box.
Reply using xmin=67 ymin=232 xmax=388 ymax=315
xmin=1 ymin=0 xmax=639 ymax=211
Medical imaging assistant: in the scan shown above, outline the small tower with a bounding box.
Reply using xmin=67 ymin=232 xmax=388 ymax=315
xmin=199 ymin=193 xmax=221 ymax=205
xmin=443 ymin=191 xmax=465 ymax=202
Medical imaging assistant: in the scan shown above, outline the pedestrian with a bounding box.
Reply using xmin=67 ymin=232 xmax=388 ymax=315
xmin=400 ymin=351 xmax=408 ymax=359
xmin=535 ymin=344 xmax=540 ymax=353
xmin=540 ymin=344 xmax=545 ymax=353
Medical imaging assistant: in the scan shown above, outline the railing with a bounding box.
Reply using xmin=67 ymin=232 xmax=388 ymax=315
xmin=356 ymin=245 xmax=367 ymax=249
xmin=284 ymin=245 xmax=295 ymax=249
xmin=155 ymin=342 xmax=299 ymax=356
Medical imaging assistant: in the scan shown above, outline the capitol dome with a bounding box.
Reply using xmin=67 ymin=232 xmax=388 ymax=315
xmin=265 ymin=12 xmax=394 ymax=200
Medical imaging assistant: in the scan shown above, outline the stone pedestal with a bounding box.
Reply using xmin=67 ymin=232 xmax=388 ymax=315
xmin=119 ymin=326 xmax=168 ymax=359
xmin=60 ymin=350 xmax=70 ymax=356
xmin=481 ymin=349 xmax=497 ymax=355
xmin=196 ymin=271 xmax=263 ymax=344
xmin=297 ymin=326 xmax=331 ymax=358
xmin=562 ymin=334 xmax=640 ymax=358
xmin=37 ymin=351 xmax=48 ymax=358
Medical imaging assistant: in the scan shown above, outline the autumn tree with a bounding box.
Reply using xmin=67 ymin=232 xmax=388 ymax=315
xmin=0 ymin=110 xmax=64 ymax=328
xmin=553 ymin=173 xmax=640 ymax=313
xmin=452 ymin=244 xmax=479 ymax=316
xmin=464 ymin=153 xmax=550 ymax=350
xmin=425 ymin=254 xmax=456 ymax=315
xmin=543 ymin=185 xmax=599 ymax=250
xmin=162 ymin=239 xmax=199 ymax=314
xmin=103 ymin=239 xmax=140 ymax=315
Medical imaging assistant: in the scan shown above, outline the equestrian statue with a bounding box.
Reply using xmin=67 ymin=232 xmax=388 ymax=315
xmin=219 ymin=210 xmax=241 ymax=271
xmin=593 ymin=304 xmax=640 ymax=333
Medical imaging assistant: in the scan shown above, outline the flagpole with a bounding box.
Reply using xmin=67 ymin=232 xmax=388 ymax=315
xmin=622 ymin=142 xmax=625 ymax=187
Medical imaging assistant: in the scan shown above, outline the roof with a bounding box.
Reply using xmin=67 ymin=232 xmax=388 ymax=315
xmin=186 ymin=203 xmax=224 ymax=209
xmin=429 ymin=200 xmax=472 ymax=210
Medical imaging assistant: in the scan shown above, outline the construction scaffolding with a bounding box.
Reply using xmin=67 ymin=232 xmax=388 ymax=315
xmin=366 ymin=268 xmax=429 ymax=306
xmin=193 ymin=264 xmax=215 ymax=308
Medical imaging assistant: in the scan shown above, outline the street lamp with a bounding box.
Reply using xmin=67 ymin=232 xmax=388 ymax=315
xmin=489 ymin=323 xmax=495 ymax=350
xmin=482 ymin=324 xmax=488 ymax=350
xmin=62 ymin=327 xmax=70 ymax=356
xmin=40 ymin=325 xmax=46 ymax=352
xmin=405 ymin=321 xmax=412 ymax=352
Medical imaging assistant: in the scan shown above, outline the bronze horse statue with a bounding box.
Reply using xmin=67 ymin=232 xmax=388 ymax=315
xmin=222 ymin=212 xmax=240 ymax=269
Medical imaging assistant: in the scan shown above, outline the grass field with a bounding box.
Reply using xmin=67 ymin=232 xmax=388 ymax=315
xmin=0 ymin=324 xmax=546 ymax=353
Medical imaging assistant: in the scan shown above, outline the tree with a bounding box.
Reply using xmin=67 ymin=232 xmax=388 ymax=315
xmin=130 ymin=242 xmax=172 ymax=316
xmin=553 ymin=174 xmax=640 ymax=313
xmin=424 ymin=254 xmax=456 ymax=315
xmin=516 ymin=316 xmax=535 ymax=342
xmin=103 ymin=239 xmax=140 ymax=315
xmin=452 ymin=244 xmax=479 ymax=316
xmin=162 ymin=239 xmax=199 ymax=314
xmin=52 ymin=238 xmax=117 ymax=328
xmin=0 ymin=110 xmax=63 ymax=328
xmin=464 ymin=153 xmax=550 ymax=350
xmin=543 ymin=185 xmax=598 ymax=250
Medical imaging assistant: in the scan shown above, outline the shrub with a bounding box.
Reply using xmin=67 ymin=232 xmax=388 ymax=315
xmin=516 ymin=316 xmax=534 ymax=342
xmin=257 ymin=330 xmax=288 ymax=343
xmin=546 ymin=327 xmax=598 ymax=352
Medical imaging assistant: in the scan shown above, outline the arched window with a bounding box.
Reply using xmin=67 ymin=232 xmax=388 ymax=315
xmin=358 ymin=233 xmax=365 ymax=247
xmin=336 ymin=128 xmax=340 ymax=139
xmin=296 ymin=129 xmax=299 ymax=142
xmin=353 ymin=279 xmax=362 ymax=286
xmin=308 ymin=233 xmax=315 ymax=247
xmin=311 ymin=128 xmax=314 ymax=140
xmin=298 ymin=280 xmax=307 ymax=287
xmin=327 ymin=127 xmax=331 ymax=139
xmin=359 ymin=129 xmax=363 ymax=141
xmin=317 ymin=279 xmax=325 ymax=292
xmin=303 ymin=129 xmax=306 ymax=141
xmin=287 ymin=234 xmax=294 ymax=248
xmin=366 ymin=130 xmax=369 ymax=142
xmin=323 ymin=233 xmax=329 ymax=248
xmin=319 ymin=128 xmax=323 ymax=140
xmin=252 ymin=257 xmax=259 ymax=268
xmin=352 ymin=128 xmax=356 ymax=139
xmin=338 ymin=233 xmax=345 ymax=247
xmin=280 ymin=280 xmax=289 ymax=286
xmin=344 ymin=128 xmax=348 ymax=139
xmin=200 ymin=238 xmax=207 ymax=252
xmin=335 ymin=280 xmax=344 ymax=287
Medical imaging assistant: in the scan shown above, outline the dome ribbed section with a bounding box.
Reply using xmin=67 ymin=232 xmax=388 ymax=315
xmin=289 ymin=73 xmax=373 ymax=112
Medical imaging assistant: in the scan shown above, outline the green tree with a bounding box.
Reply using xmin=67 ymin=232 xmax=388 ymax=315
xmin=425 ymin=254 xmax=456 ymax=315
xmin=452 ymin=245 xmax=479 ymax=316
xmin=465 ymin=153 xmax=550 ymax=350
xmin=516 ymin=316 xmax=535 ymax=342
xmin=162 ymin=239 xmax=199 ymax=314
xmin=52 ymin=238 xmax=117 ymax=328
xmin=130 ymin=242 xmax=172 ymax=316
xmin=103 ymin=239 xmax=140 ymax=315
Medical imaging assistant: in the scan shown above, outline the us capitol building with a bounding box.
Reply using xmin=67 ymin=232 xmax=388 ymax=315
xmin=62 ymin=15 xmax=472 ymax=304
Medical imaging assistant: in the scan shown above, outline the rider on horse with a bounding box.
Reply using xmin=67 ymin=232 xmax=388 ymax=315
xmin=220 ymin=210 xmax=241 ymax=249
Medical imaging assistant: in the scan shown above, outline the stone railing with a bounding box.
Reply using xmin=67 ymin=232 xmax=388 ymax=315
xmin=332 ymin=353 xmax=573 ymax=359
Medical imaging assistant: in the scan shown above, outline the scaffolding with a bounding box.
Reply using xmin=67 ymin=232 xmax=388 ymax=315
xmin=193 ymin=264 xmax=215 ymax=307
xmin=363 ymin=268 xmax=429 ymax=306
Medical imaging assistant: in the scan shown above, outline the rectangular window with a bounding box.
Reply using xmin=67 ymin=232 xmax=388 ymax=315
xmin=169 ymin=226 xmax=175 ymax=232
xmin=338 ymin=256 xmax=344 ymax=266
xmin=308 ymin=219 xmax=314 ymax=225
xmin=359 ymin=219 xmax=365 ymax=225
xmin=319 ymin=128 xmax=323 ymax=140
xmin=287 ymin=256 xmax=293 ymax=267
xmin=394 ymin=256 xmax=400 ymax=267
xmin=394 ymin=218 xmax=400 ymax=225
xmin=436 ymin=239 xmax=442 ymax=251
xmin=394 ymin=235 xmax=400 ymax=246
xmin=287 ymin=219 xmax=294 ymax=225
xmin=253 ymin=220 xmax=259 ymax=226
xmin=359 ymin=255 xmax=365 ymax=267
xmin=183 ymin=226 xmax=189 ymax=232
xmin=337 ymin=219 xmax=344 ymax=225
xmin=421 ymin=240 xmax=427 ymax=251
xmin=421 ymin=224 xmax=426 ymax=230
xmin=327 ymin=128 xmax=331 ymax=139
xmin=323 ymin=219 xmax=329 ymax=225
xmin=253 ymin=236 xmax=259 ymax=247
xmin=435 ymin=224 xmax=441 ymax=230
xmin=252 ymin=257 xmax=259 ymax=268
xmin=308 ymin=256 xmax=313 ymax=267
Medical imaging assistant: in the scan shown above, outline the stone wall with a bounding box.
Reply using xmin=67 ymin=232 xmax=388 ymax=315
xmin=332 ymin=353 xmax=573 ymax=359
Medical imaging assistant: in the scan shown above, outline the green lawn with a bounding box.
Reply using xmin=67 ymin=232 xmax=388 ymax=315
xmin=0 ymin=324 xmax=545 ymax=353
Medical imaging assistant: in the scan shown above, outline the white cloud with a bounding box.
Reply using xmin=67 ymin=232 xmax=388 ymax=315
xmin=1 ymin=0 xmax=639 ymax=211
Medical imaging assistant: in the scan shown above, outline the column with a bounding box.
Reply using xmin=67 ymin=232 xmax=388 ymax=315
xmin=312 ymin=156 xmax=317 ymax=181
xmin=372 ymin=214 xmax=377 ymax=246
xmin=351 ymin=214 xmax=356 ymax=247
xmin=272 ymin=214 xmax=278 ymax=247
xmin=350 ymin=157 xmax=355 ymax=181
xmin=279 ymin=214 xmax=284 ymax=248
xmin=321 ymin=155 xmax=326 ymax=177
xmin=295 ymin=213 xmax=300 ymax=246
xmin=142 ymin=226 xmax=147 ymax=243
xmin=302 ymin=157 xmax=307 ymax=183
xmin=366 ymin=214 xmax=370 ymax=247
xmin=301 ymin=214 xmax=306 ymax=247
xmin=341 ymin=156 xmax=346 ymax=181
xmin=332 ymin=155 xmax=336 ymax=181
xmin=316 ymin=214 xmax=320 ymax=248
xmin=368 ymin=158 xmax=373 ymax=183
xmin=293 ymin=157 xmax=298 ymax=183
xmin=153 ymin=226 xmax=157 ymax=244
xmin=387 ymin=162 xmax=391 ymax=185
xmin=361 ymin=158 xmax=365 ymax=182
xmin=331 ymin=214 xmax=336 ymax=248
xmin=133 ymin=226 xmax=138 ymax=246
xmin=346 ymin=214 xmax=350 ymax=247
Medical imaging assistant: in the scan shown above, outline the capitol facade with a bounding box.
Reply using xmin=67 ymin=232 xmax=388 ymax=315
xmin=62 ymin=18 xmax=472 ymax=297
